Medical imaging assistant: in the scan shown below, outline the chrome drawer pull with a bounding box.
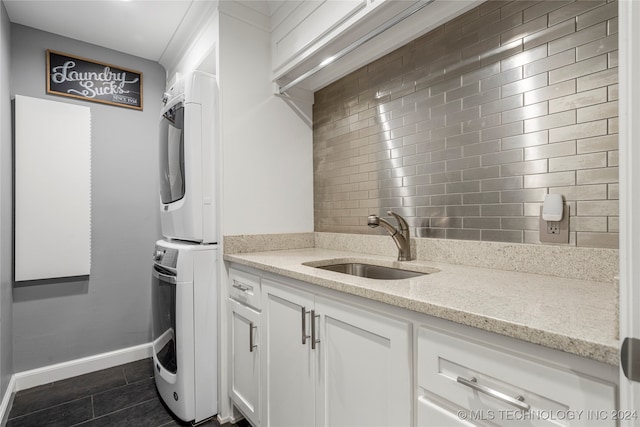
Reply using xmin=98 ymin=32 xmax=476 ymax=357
xmin=232 ymin=280 xmax=251 ymax=293
xmin=249 ymin=322 xmax=257 ymax=353
xmin=301 ymin=307 xmax=310 ymax=345
xmin=311 ymin=310 xmax=320 ymax=350
xmin=456 ymin=376 xmax=530 ymax=412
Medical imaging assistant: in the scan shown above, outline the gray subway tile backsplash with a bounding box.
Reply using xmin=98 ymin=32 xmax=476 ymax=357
xmin=524 ymin=140 xmax=576 ymax=160
xmin=524 ymin=17 xmax=575 ymax=49
xmin=548 ymin=120 xmax=608 ymax=143
xmin=313 ymin=0 xmax=618 ymax=249
xmin=548 ymin=87 xmax=607 ymax=113
xmin=548 ymin=1 xmax=605 ymax=27
xmin=547 ymin=21 xmax=607 ymax=56
xmin=524 ymin=49 xmax=576 ymax=78
xmin=576 ymin=166 xmax=618 ymax=185
xmin=576 ymin=1 xmax=618 ymax=31
xmin=548 ymin=55 xmax=606 ymax=85
xmin=576 ymin=35 xmax=617 ymax=62
xmin=577 ymin=67 xmax=617 ymax=92
xmin=576 ymin=100 xmax=618 ymax=123
xmin=501 ymin=130 xmax=548 ymax=150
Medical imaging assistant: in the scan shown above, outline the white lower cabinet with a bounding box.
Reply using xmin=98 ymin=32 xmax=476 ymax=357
xmin=228 ymin=267 xmax=262 ymax=426
xmin=227 ymin=264 xmax=617 ymax=427
xmin=416 ymin=326 xmax=617 ymax=427
xmin=229 ymin=298 xmax=260 ymax=425
xmin=262 ymin=280 xmax=315 ymax=427
xmin=261 ymin=278 xmax=412 ymax=427
xmin=315 ymin=295 xmax=412 ymax=427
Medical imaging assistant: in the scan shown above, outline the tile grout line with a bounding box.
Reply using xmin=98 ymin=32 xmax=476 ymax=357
xmin=6 ymin=395 xmax=92 ymax=423
xmin=87 ymin=377 xmax=158 ymax=418
xmin=72 ymin=396 xmax=165 ymax=426
xmin=91 ymin=394 xmax=95 ymax=420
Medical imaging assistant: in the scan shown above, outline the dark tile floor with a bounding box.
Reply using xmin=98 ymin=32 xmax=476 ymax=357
xmin=6 ymin=358 xmax=249 ymax=427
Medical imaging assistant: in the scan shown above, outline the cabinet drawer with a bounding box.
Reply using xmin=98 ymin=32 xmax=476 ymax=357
xmin=417 ymin=327 xmax=616 ymax=426
xmin=229 ymin=268 xmax=261 ymax=310
xmin=417 ymin=394 xmax=478 ymax=427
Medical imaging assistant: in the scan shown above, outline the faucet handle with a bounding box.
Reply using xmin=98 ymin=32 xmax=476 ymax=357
xmin=387 ymin=211 xmax=409 ymax=231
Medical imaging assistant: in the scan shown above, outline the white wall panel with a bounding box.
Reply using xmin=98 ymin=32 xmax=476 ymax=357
xmin=219 ymin=8 xmax=314 ymax=236
xmin=14 ymin=95 xmax=91 ymax=281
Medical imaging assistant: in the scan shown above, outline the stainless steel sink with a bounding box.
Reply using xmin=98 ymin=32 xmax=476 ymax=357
xmin=314 ymin=263 xmax=427 ymax=280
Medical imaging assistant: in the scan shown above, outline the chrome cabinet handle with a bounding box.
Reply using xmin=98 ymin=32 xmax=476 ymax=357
xmin=301 ymin=307 xmax=310 ymax=345
xmin=232 ymin=280 xmax=251 ymax=293
xmin=456 ymin=376 xmax=530 ymax=412
xmin=311 ymin=310 xmax=320 ymax=350
xmin=249 ymin=322 xmax=257 ymax=353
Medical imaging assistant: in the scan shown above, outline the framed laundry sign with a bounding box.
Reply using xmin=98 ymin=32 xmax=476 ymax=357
xmin=46 ymin=49 xmax=143 ymax=110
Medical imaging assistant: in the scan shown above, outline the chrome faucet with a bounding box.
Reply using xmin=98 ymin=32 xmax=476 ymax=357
xmin=367 ymin=211 xmax=412 ymax=261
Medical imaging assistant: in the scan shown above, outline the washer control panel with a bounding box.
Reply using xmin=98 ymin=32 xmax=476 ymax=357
xmin=153 ymin=245 xmax=178 ymax=269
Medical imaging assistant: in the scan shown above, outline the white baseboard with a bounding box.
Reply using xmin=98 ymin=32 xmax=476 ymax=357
xmin=0 ymin=343 xmax=153 ymax=423
xmin=13 ymin=342 xmax=152 ymax=392
xmin=218 ymin=413 xmax=245 ymax=425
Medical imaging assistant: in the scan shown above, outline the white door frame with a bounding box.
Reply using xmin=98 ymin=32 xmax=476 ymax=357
xmin=619 ymin=0 xmax=640 ymax=422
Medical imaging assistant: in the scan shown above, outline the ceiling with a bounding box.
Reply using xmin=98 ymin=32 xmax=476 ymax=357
xmin=2 ymin=0 xmax=279 ymax=64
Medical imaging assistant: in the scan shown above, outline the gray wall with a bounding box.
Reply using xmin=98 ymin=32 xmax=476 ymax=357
xmin=0 ymin=1 xmax=13 ymax=398
xmin=314 ymin=0 xmax=618 ymax=249
xmin=10 ymin=24 xmax=164 ymax=371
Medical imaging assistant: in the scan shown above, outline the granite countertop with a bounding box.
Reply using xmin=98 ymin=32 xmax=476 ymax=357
xmin=224 ymin=247 xmax=619 ymax=366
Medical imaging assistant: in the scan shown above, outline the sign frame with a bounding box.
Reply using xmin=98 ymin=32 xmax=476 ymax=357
xmin=46 ymin=49 xmax=143 ymax=111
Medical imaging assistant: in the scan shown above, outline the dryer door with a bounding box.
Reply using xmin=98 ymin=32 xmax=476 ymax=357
xmin=152 ymin=265 xmax=178 ymax=374
xmin=159 ymin=101 xmax=185 ymax=205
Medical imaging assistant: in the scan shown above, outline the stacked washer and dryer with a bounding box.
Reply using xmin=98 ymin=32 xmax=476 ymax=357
xmin=151 ymin=71 xmax=219 ymax=423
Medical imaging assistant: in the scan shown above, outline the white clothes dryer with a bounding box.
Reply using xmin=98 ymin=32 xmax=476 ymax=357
xmin=158 ymin=71 xmax=217 ymax=244
xmin=151 ymin=239 xmax=218 ymax=423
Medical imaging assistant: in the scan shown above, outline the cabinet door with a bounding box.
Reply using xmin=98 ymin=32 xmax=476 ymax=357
xmin=229 ymin=299 xmax=260 ymax=426
xmin=262 ymin=280 xmax=316 ymax=427
xmin=315 ymin=296 xmax=411 ymax=427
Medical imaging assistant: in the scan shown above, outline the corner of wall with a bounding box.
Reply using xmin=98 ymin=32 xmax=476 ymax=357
xmin=0 ymin=0 xmax=14 ymax=403
xmin=160 ymin=2 xmax=219 ymax=81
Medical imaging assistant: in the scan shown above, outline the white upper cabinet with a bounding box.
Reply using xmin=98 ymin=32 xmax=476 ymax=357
xmin=271 ymin=0 xmax=367 ymax=76
xmin=271 ymin=0 xmax=482 ymax=93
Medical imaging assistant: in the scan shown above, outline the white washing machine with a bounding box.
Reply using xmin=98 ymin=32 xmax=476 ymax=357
xmin=151 ymin=239 xmax=218 ymax=423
